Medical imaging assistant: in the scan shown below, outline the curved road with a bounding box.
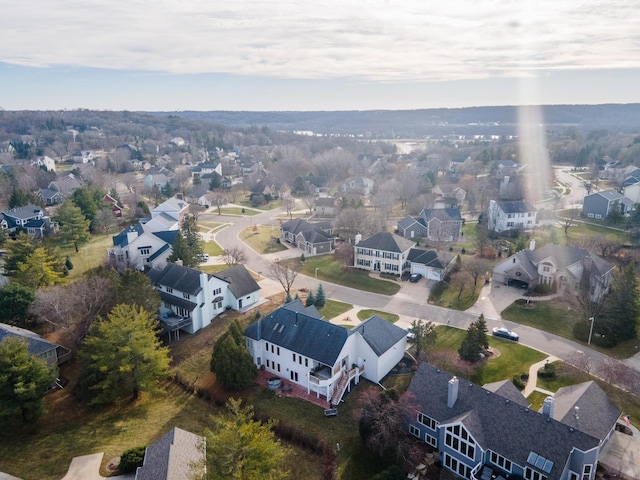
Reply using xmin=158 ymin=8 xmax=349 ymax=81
xmin=203 ymin=205 xmax=640 ymax=393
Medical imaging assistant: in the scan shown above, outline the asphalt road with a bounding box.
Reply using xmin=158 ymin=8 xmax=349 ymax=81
xmin=203 ymin=204 xmax=640 ymax=393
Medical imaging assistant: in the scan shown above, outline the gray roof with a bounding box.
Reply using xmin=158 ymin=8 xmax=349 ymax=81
xmin=496 ymin=199 xmax=536 ymax=214
xmin=397 ymin=215 xmax=422 ymax=231
xmin=356 ymin=232 xmax=415 ymax=253
xmin=482 ymin=379 xmax=530 ymax=408
xmin=407 ymin=248 xmax=452 ymax=269
xmin=551 ymin=381 xmax=620 ymax=441
xmin=587 ymin=189 xmax=623 ymax=201
xmin=2 ymin=204 xmax=43 ymax=221
xmin=147 ymin=263 xmax=205 ymax=296
xmin=245 ymin=306 xmax=348 ymax=366
xmin=350 ymin=316 xmax=406 ymax=356
xmin=420 ymin=207 xmax=462 ymax=222
xmin=407 ymin=364 xmax=603 ymax=480
xmin=136 ymin=427 xmax=205 ymax=480
xmin=282 ymin=298 xmax=323 ymax=319
xmin=0 ymin=323 xmax=58 ymax=357
xmin=281 ymin=218 xmax=331 ymax=237
xmin=316 ymin=197 xmax=335 ymax=207
xmin=213 ymin=264 xmax=260 ymax=298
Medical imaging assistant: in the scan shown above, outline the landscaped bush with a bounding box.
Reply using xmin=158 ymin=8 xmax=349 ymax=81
xmin=370 ymin=465 xmax=404 ymax=480
xmin=533 ymin=283 xmax=554 ymax=295
xmin=573 ymin=321 xmax=590 ymax=342
xmin=429 ymin=281 xmax=447 ymax=300
xmin=512 ymin=374 xmax=525 ymax=391
xmin=120 ymin=446 xmax=146 ymax=473
xmin=538 ymin=363 xmax=556 ymax=379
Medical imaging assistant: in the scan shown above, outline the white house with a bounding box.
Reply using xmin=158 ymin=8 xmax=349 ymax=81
xmin=354 ymin=232 xmax=415 ymax=274
xmin=488 ymin=199 xmax=538 ymax=233
xmin=147 ymin=263 xmax=261 ymax=338
xmin=407 ymin=248 xmax=455 ymax=281
xmin=244 ymin=301 xmax=407 ymax=405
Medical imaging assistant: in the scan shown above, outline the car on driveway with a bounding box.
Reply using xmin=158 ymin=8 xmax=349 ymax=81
xmin=409 ymin=273 xmax=422 ymax=283
xmin=492 ymin=327 xmax=519 ymax=341
xmin=406 ymin=327 xmax=415 ymax=339
xmin=197 ymin=253 xmax=209 ymax=263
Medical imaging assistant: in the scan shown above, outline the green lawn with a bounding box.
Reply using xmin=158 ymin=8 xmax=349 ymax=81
xmin=292 ymin=257 xmax=401 ymax=296
xmin=502 ymin=298 xmax=640 ymax=359
xmin=239 ymin=225 xmax=288 ymax=254
xmin=357 ymin=309 xmax=399 ymax=323
xmin=203 ymin=240 xmax=224 ymax=256
xmin=55 ymin=234 xmax=114 ymax=279
xmin=527 ymin=390 xmax=549 ymax=411
xmin=432 ymin=326 xmax=546 ymax=385
xmin=318 ymin=299 xmax=353 ymax=319
xmin=217 ymin=206 xmax=261 ymax=216
xmin=200 ymin=264 xmax=233 ymax=274
xmin=428 ymin=281 xmax=483 ymax=310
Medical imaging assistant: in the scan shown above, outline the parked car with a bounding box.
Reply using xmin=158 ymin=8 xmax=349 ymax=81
xmin=197 ymin=253 xmax=209 ymax=262
xmin=406 ymin=327 xmax=415 ymax=339
xmin=409 ymin=273 xmax=422 ymax=283
xmin=492 ymin=327 xmax=519 ymax=341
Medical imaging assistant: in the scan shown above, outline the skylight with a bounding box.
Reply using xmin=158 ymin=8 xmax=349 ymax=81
xmin=527 ymin=452 xmax=553 ymax=474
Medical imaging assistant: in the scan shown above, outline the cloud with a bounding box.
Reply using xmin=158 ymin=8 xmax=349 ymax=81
xmin=1 ymin=0 xmax=639 ymax=82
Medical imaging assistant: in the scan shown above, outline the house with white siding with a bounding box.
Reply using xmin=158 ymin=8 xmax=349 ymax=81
xmin=244 ymin=301 xmax=407 ymax=405
xmin=488 ymin=199 xmax=538 ymax=233
xmin=353 ymin=232 xmax=415 ymax=274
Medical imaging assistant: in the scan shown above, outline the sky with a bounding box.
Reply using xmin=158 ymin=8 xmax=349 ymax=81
xmin=2 ymin=0 xmax=640 ymax=112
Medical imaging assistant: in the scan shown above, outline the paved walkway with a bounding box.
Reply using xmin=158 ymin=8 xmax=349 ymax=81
xmin=522 ymin=356 xmax=559 ymax=398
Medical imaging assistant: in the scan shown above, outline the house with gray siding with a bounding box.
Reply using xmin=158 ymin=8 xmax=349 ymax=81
xmin=280 ymin=219 xmax=334 ymax=256
xmin=582 ymin=190 xmax=633 ymax=219
xmin=406 ymin=363 xmax=620 ymax=480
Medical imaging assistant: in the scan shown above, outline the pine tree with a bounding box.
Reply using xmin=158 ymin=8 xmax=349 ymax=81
xmin=600 ymin=263 xmax=639 ymax=343
xmin=284 ymin=293 xmax=293 ymax=304
xmin=314 ymin=284 xmax=326 ymax=307
xmin=305 ymin=291 xmax=315 ymax=307
xmin=210 ymin=320 xmax=256 ymax=391
xmin=54 ymin=200 xmax=91 ymax=252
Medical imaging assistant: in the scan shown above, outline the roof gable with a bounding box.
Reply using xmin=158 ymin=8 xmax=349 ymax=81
xmin=351 ymin=316 xmax=406 ymax=356
xmin=357 ymin=232 xmax=415 ymax=253
xmin=136 ymin=427 xmax=205 ymax=480
xmin=213 ymin=264 xmax=260 ymax=298
xmin=147 ymin=263 xmax=205 ymax=295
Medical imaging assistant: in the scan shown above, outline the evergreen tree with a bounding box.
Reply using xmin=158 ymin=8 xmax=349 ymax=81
xmin=305 ymin=291 xmax=315 ymax=307
xmin=205 ymin=398 xmax=289 ymax=480
xmin=284 ymin=293 xmax=292 ymax=304
xmin=210 ymin=320 xmax=256 ymax=391
xmin=3 ymin=232 xmax=37 ymax=275
xmin=54 ymin=200 xmax=91 ymax=252
xmin=168 ymin=215 xmax=203 ymax=268
xmin=600 ymin=263 xmax=639 ymax=343
xmin=0 ymin=283 xmax=35 ymax=327
xmin=408 ymin=319 xmax=437 ymax=359
xmin=65 ymin=256 xmax=74 ymax=271
xmin=314 ymin=284 xmax=326 ymax=307
xmin=76 ymin=304 xmax=171 ymax=405
xmin=0 ymin=337 xmax=57 ymax=428
xmin=458 ymin=315 xmax=488 ymax=362
xmin=15 ymin=247 xmax=66 ymax=289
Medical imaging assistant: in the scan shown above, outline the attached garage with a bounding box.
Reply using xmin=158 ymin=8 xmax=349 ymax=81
xmin=411 ymin=263 xmax=427 ymax=277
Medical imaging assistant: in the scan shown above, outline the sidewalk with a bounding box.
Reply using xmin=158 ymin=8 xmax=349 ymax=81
xmin=522 ymin=356 xmax=559 ymax=398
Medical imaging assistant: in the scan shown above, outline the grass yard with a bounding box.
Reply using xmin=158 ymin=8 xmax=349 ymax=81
xmin=240 ymin=225 xmax=288 ymax=254
xmin=200 ymin=264 xmax=233 ymax=274
xmin=357 ymin=309 xmax=399 ymax=323
xmin=527 ymin=390 xmax=549 ymax=412
xmin=428 ymin=281 xmax=483 ymax=310
xmin=318 ymin=299 xmax=353 ymax=319
xmin=217 ymin=206 xmax=261 ymax=216
xmin=293 ymin=256 xmax=401 ymax=296
xmin=203 ymin=240 xmax=224 ymax=256
xmin=56 ymin=234 xmax=114 ymax=279
xmin=502 ymin=298 xmax=640 ymax=359
xmin=432 ymin=326 xmax=546 ymax=385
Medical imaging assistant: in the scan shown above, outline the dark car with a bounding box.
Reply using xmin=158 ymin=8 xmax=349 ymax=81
xmin=492 ymin=327 xmax=519 ymax=341
xmin=409 ymin=273 xmax=422 ymax=283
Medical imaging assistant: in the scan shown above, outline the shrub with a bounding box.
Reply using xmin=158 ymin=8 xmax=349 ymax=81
xmin=538 ymin=363 xmax=556 ymax=378
xmin=120 ymin=446 xmax=146 ymax=473
xmin=512 ymin=374 xmax=525 ymax=391
xmin=371 ymin=465 xmax=404 ymax=480
xmin=533 ymin=283 xmax=554 ymax=295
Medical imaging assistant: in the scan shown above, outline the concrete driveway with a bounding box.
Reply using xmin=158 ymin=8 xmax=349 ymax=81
xmin=60 ymin=453 xmax=134 ymax=480
xmin=599 ymin=422 xmax=640 ymax=479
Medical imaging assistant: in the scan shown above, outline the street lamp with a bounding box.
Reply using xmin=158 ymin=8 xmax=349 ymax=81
xmin=315 ymin=267 xmax=319 ymax=279
xmin=588 ymin=317 xmax=595 ymax=345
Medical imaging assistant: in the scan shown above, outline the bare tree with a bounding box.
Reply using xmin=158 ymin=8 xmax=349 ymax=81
xmin=303 ymin=196 xmax=316 ymax=215
xmin=222 ymin=246 xmax=247 ymax=266
xmin=463 ymin=257 xmax=492 ymax=286
xmin=450 ymin=270 xmax=473 ymax=300
xmin=267 ymin=259 xmax=299 ymax=296
xmin=282 ymin=196 xmax=295 ymax=219
xmin=211 ymin=192 xmax=228 ymax=215
xmin=559 ymin=206 xmax=580 ymax=236
xmin=333 ymin=241 xmax=354 ymax=267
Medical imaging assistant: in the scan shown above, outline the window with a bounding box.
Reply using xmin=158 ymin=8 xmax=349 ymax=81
xmin=166 ymin=286 xmax=173 ymax=293
xmin=213 ymin=287 xmax=222 ymax=295
xmin=489 ymin=451 xmax=513 ymax=473
xmin=305 ymin=358 xmax=308 ymax=367
xmin=139 ymin=248 xmax=150 ymax=255
xmin=246 ymin=338 xmax=253 ymax=348
xmin=443 ymin=453 xmax=471 ymax=479
xmin=183 ymin=292 xmax=190 ymax=299
xmin=583 ymin=465 xmax=592 ymax=480
xmin=266 ymin=359 xmax=270 ymax=368
xmin=293 ymin=353 xmax=296 ymax=362
xmin=444 ymin=424 xmax=476 ymax=460
xmin=277 ymin=363 xmax=281 ymax=372
xmin=568 ymin=472 xmax=579 ymax=480
xmin=417 ymin=413 xmax=438 ymax=430
xmin=425 ymin=434 xmax=437 ymax=448
xmin=409 ymin=425 xmax=420 ymax=438
xmin=216 ymin=301 xmax=223 ymax=309
xmin=524 ymin=467 xmax=547 ymax=480
xmin=290 ymin=371 xmax=298 ymax=382
xmin=277 ymin=347 xmax=280 ymax=355
xmin=542 ymin=265 xmax=551 ymax=272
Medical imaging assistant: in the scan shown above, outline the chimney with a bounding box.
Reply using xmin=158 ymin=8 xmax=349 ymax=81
xmin=542 ymin=397 xmax=555 ymax=418
xmin=447 ymin=376 xmax=459 ymax=408
xmin=354 ymin=233 xmax=362 ymax=245
xmin=529 ymin=239 xmax=536 ymax=251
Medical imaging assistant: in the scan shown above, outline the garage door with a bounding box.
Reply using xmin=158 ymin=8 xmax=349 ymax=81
xmin=411 ymin=264 xmax=427 ymax=276
xmin=426 ymin=268 xmax=441 ymax=281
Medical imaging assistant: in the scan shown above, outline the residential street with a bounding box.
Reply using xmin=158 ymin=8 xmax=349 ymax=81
xmin=202 ymin=203 xmax=640 ymax=393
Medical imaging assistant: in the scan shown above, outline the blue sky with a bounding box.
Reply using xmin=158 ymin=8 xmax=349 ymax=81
xmin=2 ymin=1 xmax=640 ymax=111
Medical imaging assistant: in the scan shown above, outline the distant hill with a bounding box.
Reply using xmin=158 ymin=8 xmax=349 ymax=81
xmin=152 ymin=104 xmax=640 ymax=138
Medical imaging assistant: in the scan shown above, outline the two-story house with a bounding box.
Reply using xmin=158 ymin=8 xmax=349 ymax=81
xmin=488 ymin=199 xmax=538 ymax=233
xmin=582 ymin=190 xmax=633 ymax=219
xmin=419 ymin=208 xmax=463 ymax=242
xmin=244 ymin=301 xmax=407 ymax=406
xmin=432 ymin=184 xmax=466 ymax=209
xmin=406 ymin=363 xmax=620 ymax=480
xmin=37 ymin=177 xmax=82 ymax=206
xmin=1 ymin=204 xmax=53 ymax=238
xmin=492 ymin=240 xmax=613 ymax=301
xmin=147 ymin=262 xmax=260 ymax=338
xmin=353 ymin=232 xmax=415 ymax=274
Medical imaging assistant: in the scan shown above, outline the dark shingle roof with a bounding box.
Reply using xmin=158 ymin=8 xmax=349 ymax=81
xmin=397 ymin=215 xmax=421 ymax=230
xmin=407 ymin=364 xmax=603 ymax=480
xmin=282 ymin=298 xmax=323 ymax=319
xmin=356 ymin=232 xmax=415 ymax=253
xmin=112 ymin=223 xmax=144 ymax=247
xmin=496 ymin=199 xmax=536 ymax=214
xmin=482 ymin=379 xmax=530 ymax=408
xmin=0 ymin=323 xmax=58 ymax=357
xmin=2 ymin=204 xmax=43 ymax=221
xmin=147 ymin=263 xmax=204 ymax=295
xmin=350 ymin=316 xmax=406 ymax=356
xmin=136 ymin=427 xmax=205 ymax=480
xmin=245 ymin=307 xmax=348 ymax=366
xmin=420 ymin=207 xmax=462 ymax=222
xmin=213 ymin=264 xmax=260 ymax=298
xmin=407 ymin=248 xmax=452 ymax=268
